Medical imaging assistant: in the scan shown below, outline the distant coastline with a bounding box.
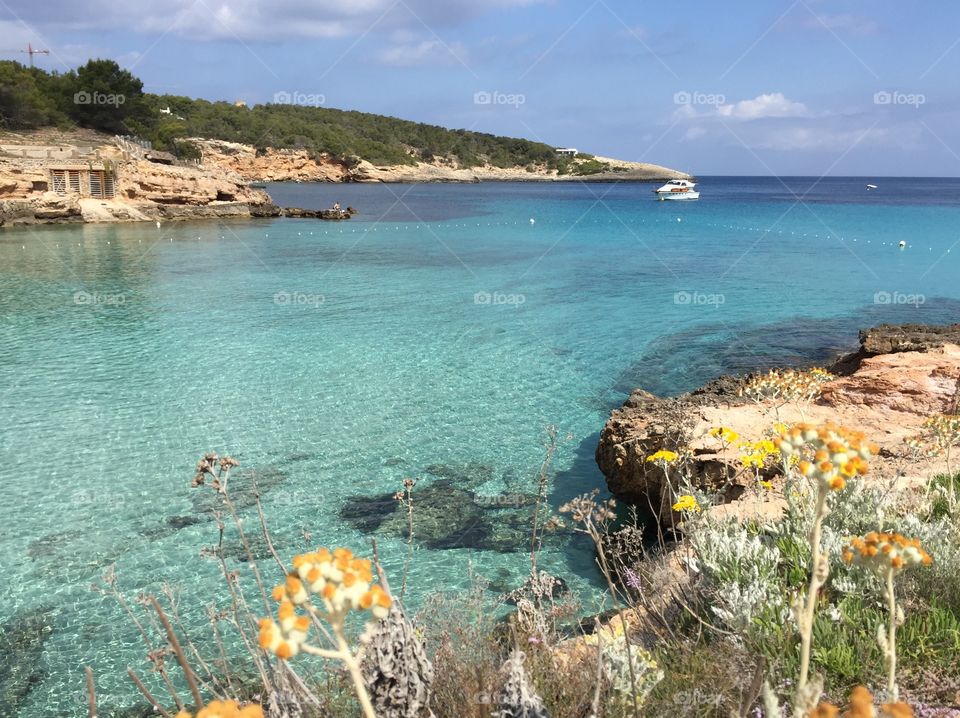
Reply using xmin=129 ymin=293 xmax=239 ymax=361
xmin=193 ymin=137 xmax=692 ymax=185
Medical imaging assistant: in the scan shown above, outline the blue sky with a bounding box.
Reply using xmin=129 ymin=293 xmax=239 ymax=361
xmin=3 ymin=0 xmax=960 ymax=175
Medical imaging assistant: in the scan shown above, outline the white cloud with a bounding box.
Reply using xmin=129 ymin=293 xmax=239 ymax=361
xmin=1 ymin=0 xmax=546 ymax=41
xmin=717 ymin=93 xmax=810 ymax=120
xmin=679 ymin=121 xmax=921 ymax=153
xmin=376 ymin=39 xmax=468 ymax=66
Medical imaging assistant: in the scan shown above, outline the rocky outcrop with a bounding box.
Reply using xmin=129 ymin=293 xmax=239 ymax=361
xmin=0 ymin=194 xmax=83 ymax=225
xmin=832 ymin=323 xmax=960 ymax=374
xmin=281 ymin=206 xmax=356 ymax=220
xmin=1 ymin=133 xmax=277 ymax=226
xmin=189 ymin=138 xmax=352 ymax=182
xmin=597 ymin=325 xmax=960 ymax=526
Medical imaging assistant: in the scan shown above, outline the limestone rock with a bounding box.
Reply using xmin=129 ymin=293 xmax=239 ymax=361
xmin=596 ymin=324 xmax=960 ymax=528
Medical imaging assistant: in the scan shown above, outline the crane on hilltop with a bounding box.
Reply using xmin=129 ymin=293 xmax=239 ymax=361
xmin=1 ymin=43 xmax=50 ymax=67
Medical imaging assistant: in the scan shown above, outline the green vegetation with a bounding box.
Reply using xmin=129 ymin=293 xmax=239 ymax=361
xmin=0 ymin=59 xmax=150 ymax=135
xmin=0 ymin=58 xmax=575 ymax=169
xmin=569 ymin=158 xmax=611 ymax=175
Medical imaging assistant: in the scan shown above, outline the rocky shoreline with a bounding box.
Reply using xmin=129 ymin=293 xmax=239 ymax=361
xmin=596 ymin=323 xmax=960 ymax=527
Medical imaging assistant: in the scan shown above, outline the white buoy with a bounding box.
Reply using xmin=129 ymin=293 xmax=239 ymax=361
xmin=156 ymin=221 xmax=161 ymax=229
xmin=676 ymin=217 xmax=681 ymax=222
xmin=898 ymin=240 xmax=906 ymax=249
xmin=529 ymin=218 xmax=535 ymax=224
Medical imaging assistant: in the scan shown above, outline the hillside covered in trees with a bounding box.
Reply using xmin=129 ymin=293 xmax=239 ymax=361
xmin=0 ymin=59 xmax=577 ymax=170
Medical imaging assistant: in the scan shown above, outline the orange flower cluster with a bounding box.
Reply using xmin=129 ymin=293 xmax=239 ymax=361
xmin=808 ymin=685 xmax=913 ymax=718
xmin=842 ymin=532 xmax=933 ymax=575
xmin=740 ymin=367 xmax=835 ymax=404
xmin=774 ymin=423 xmax=879 ymax=492
xmin=259 ymin=548 xmax=391 ymax=660
xmin=175 ymin=699 xmax=263 ymax=718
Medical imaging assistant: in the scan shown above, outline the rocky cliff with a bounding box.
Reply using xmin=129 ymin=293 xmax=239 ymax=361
xmin=191 ymin=138 xmax=691 ymax=184
xmin=596 ymin=324 xmax=960 ymax=526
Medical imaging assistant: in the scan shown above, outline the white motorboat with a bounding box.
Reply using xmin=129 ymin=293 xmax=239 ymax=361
xmin=654 ymin=178 xmax=699 ymax=201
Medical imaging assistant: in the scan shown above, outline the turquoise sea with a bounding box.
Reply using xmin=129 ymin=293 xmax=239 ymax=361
xmin=2 ymin=177 xmax=960 ymax=715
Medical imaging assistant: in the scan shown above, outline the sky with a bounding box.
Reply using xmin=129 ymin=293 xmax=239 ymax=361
xmin=2 ymin=0 xmax=960 ymax=176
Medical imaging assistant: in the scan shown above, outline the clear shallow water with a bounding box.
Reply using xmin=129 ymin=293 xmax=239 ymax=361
xmin=2 ymin=177 xmax=960 ymax=715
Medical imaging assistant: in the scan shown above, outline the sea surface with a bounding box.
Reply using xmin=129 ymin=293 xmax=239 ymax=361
xmin=2 ymin=176 xmax=959 ymax=715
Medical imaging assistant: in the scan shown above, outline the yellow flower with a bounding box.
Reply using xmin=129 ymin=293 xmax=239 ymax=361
xmin=646 ymin=449 xmax=678 ymax=464
xmin=756 ymin=439 xmax=776 ymax=454
xmin=740 ymin=452 xmax=766 ymax=469
xmin=672 ymin=495 xmax=700 ymax=512
xmin=759 ymin=480 xmax=773 ymax=490
xmin=739 ymin=439 xmax=777 ymax=469
xmin=582 ymin=618 xmax=625 ymax=645
xmin=709 ymin=426 xmax=740 ymax=443
xmin=175 ymin=700 xmax=263 ymax=718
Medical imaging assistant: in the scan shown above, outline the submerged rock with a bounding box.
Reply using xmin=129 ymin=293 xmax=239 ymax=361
xmin=26 ymin=530 xmax=127 ymax=582
xmin=422 ymin=462 xmax=496 ymax=490
xmin=189 ymin=465 xmax=287 ymax=515
xmin=167 ymin=515 xmax=203 ymax=530
xmin=340 ymin=478 xmax=536 ymax=553
xmin=0 ymin=605 xmax=56 ymax=716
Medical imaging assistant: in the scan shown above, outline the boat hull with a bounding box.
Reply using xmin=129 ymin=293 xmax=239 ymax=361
xmin=659 ymin=191 xmax=699 ymax=201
